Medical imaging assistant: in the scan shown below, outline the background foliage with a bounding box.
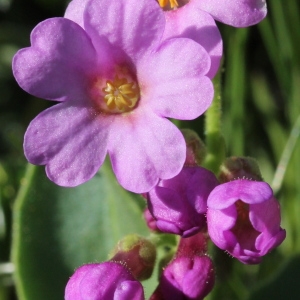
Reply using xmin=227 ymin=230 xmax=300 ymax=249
xmin=0 ymin=0 xmax=300 ymax=299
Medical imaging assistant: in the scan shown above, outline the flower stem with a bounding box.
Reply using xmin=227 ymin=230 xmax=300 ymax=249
xmin=203 ymin=68 xmax=226 ymax=175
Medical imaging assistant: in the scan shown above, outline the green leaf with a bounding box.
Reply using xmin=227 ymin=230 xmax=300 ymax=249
xmin=12 ymin=162 xmax=149 ymax=300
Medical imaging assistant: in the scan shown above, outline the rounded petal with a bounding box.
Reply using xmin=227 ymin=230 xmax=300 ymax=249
xmin=207 ymin=206 xmax=237 ymax=249
xmin=24 ymin=103 xmax=110 ymax=187
xmin=83 ymin=0 xmax=165 ymax=63
xmin=13 ymin=18 xmax=97 ymax=101
xmin=64 ymin=0 xmax=89 ymax=27
xmin=207 ymin=180 xmax=273 ymax=209
xmin=139 ymin=38 xmax=213 ymax=120
xmin=163 ymin=3 xmax=222 ymax=78
xmin=250 ymin=197 xmax=282 ymax=235
xmin=108 ymin=110 xmax=186 ymax=193
xmin=193 ymin=0 xmax=267 ymax=27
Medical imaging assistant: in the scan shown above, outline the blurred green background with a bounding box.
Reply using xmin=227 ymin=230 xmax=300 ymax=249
xmin=1 ymin=0 xmax=300 ymax=299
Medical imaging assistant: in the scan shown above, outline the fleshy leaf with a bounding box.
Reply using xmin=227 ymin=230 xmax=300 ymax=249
xmin=12 ymin=162 xmax=148 ymax=300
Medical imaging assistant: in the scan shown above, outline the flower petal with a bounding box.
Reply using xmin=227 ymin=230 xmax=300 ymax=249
xmin=24 ymin=103 xmax=110 ymax=187
xmin=83 ymin=0 xmax=165 ymax=63
xmin=139 ymin=38 xmax=213 ymax=120
xmin=193 ymin=0 xmax=267 ymax=27
xmin=64 ymin=0 xmax=89 ymax=27
xmin=13 ymin=17 xmax=97 ymax=102
xmin=207 ymin=180 xmax=273 ymax=209
xmin=163 ymin=3 xmax=222 ymax=78
xmin=108 ymin=109 xmax=186 ymax=193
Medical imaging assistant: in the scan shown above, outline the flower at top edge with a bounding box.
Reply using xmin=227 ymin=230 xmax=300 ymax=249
xmin=155 ymin=0 xmax=267 ymax=78
xmin=13 ymin=0 xmax=214 ymax=193
xmin=65 ymin=262 xmax=144 ymax=300
xmin=207 ymin=179 xmax=286 ymax=264
xmin=158 ymin=0 xmax=267 ymax=27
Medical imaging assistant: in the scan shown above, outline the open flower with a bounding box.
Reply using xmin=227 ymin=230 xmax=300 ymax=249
xmin=207 ymin=179 xmax=286 ymax=264
xmin=65 ymin=262 xmax=144 ymax=300
xmin=13 ymin=0 xmax=213 ymax=193
xmin=147 ymin=166 xmax=219 ymax=237
xmin=158 ymin=0 xmax=267 ymax=27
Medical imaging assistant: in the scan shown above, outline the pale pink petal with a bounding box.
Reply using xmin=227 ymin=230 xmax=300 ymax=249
xmin=83 ymin=0 xmax=165 ymax=63
xmin=13 ymin=18 xmax=97 ymax=102
xmin=64 ymin=0 xmax=89 ymax=27
xmin=24 ymin=103 xmax=111 ymax=187
xmin=108 ymin=109 xmax=186 ymax=193
xmin=138 ymin=38 xmax=213 ymax=120
xmin=163 ymin=3 xmax=222 ymax=78
xmin=193 ymin=0 xmax=267 ymax=27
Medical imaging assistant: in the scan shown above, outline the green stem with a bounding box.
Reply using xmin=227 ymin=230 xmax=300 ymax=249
xmin=203 ymin=69 xmax=226 ymax=174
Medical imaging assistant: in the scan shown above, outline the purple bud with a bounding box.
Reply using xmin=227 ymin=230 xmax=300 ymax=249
xmin=147 ymin=166 xmax=219 ymax=237
xmin=207 ymin=179 xmax=286 ymax=264
xmin=153 ymin=256 xmax=215 ymax=300
xmin=65 ymin=262 xmax=144 ymax=300
xmin=143 ymin=208 xmax=161 ymax=232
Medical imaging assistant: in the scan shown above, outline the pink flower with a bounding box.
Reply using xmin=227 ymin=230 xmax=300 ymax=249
xmin=13 ymin=0 xmax=214 ymax=193
xmin=65 ymin=262 xmax=144 ymax=300
xmin=159 ymin=0 xmax=267 ymax=27
xmin=207 ymin=180 xmax=286 ymax=264
xmin=147 ymin=166 xmax=219 ymax=237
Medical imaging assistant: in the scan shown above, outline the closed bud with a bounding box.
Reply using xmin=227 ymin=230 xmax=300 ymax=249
xmin=219 ymin=156 xmax=263 ymax=183
xmin=109 ymin=234 xmax=156 ymax=280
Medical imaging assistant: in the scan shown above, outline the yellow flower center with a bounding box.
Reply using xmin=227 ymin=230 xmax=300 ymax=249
xmin=158 ymin=0 xmax=179 ymax=9
xmin=90 ymin=71 xmax=140 ymax=114
xmin=158 ymin=0 xmax=189 ymax=10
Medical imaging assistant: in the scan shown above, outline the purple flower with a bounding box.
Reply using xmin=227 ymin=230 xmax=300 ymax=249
xmin=207 ymin=180 xmax=286 ymax=264
xmin=159 ymin=0 xmax=267 ymax=27
xmin=65 ymin=262 xmax=144 ymax=300
xmin=152 ymin=255 xmax=215 ymax=300
xmin=147 ymin=166 xmax=219 ymax=237
xmin=13 ymin=0 xmax=214 ymax=193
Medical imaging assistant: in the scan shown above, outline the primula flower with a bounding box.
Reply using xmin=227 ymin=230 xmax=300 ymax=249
xmin=65 ymin=262 xmax=144 ymax=300
xmin=147 ymin=166 xmax=219 ymax=237
xmin=158 ymin=0 xmax=267 ymax=27
xmin=207 ymin=179 xmax=286 ymax=264
xmin=13 ymin=0 xmax=214 ymax=193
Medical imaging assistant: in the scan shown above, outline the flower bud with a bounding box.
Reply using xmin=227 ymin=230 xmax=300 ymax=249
xmin=143 ymin=208 xmax=161 ymax=232
xmin=207 ymin=179 xmax=286 ymax=264
xmin=65 ymin=261 xmax=144 ymax=300
xmin=151 ymin=255 xmax=215 ymax=300
xmin=147 ymin=166 xmax=219 ymax=237
xmin=219 ymin=156 xmax=263 ymax=183
xmin=181 ymin=129 xmax=207 ymax=166
xmin=109 ymin=234 xmax=156 ymax=280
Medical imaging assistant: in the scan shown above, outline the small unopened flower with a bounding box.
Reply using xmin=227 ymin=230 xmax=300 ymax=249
xmin=65 ymin=262 xmax=144 ymax=300
xmin=151 ymin=255 xmax=214 ymax=300
xmin=147 ymin=166 xmax=219 ymax=237
xmin=207 ymin=179 xmax=286 ymax=264
xmin=13 ymin=0 xmax=213 ymax=193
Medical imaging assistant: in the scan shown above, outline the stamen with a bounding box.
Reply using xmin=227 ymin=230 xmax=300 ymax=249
xmin=90 ymin=71 xmax=140 ymax=114
xmin=158 ymin=0 xmax=179 ymax=9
